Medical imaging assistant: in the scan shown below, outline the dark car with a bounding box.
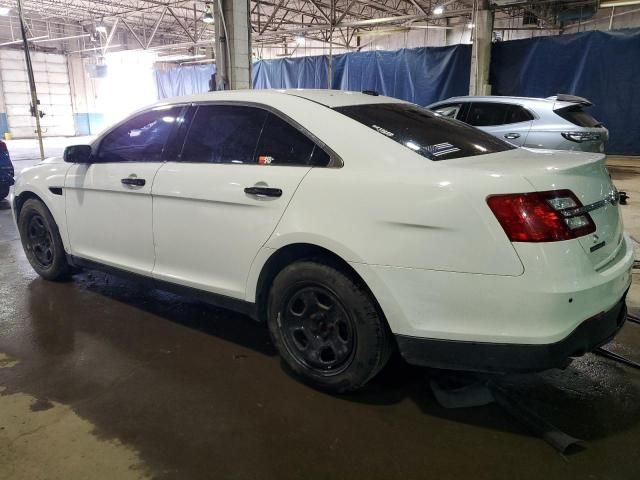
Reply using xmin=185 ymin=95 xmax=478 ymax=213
xmin=0 ymin=139 xmax=14 ymax=200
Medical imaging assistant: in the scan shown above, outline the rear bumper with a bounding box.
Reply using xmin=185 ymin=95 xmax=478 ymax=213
xmin=396 ymin=292 xmax=627 ymax=373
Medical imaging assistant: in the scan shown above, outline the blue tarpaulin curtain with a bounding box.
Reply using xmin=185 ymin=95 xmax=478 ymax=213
xmin=252 ymin=45 xmax=472 ymax=107
xmin=490 ymin=28 xmax=640 ymax=154
xmin=155 ymin=64 xmax=216 ymax=99
xmin=156 ymin=29 xmax=640 ymax=154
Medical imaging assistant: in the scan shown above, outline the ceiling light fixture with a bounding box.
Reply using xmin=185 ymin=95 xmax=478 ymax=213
xmin=295 ymin=36 xmax=305 ymax=46
xmin=0 ymin=7 xmax=11 ymax=15
xmin=203 ymin=3 xmax=215 ymax=24
xmin=433 ymin=6 xmax=444 ymax=15
xmin=96 ymin=24 xmax=107 ymax=34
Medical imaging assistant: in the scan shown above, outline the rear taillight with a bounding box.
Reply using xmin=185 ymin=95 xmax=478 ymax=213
xmin=487 ymin=190 xmax=595 ymax=242
xmin=0 ymin=141 xmax=7 ymax=153
xmin=561 ymin=131 xmax=601 ymax=143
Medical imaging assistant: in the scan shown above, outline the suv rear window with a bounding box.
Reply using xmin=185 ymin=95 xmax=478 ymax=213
xmin=334 ymin=103 xmax=514 ymax=161
xmin=555 ymin=105 xmax=601 ymax=128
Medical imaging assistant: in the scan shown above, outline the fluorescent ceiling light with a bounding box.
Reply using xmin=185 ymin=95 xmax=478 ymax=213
xmin=0 ymin=7 xmax=11 ymax=15
xmin=600 ymin=0 xmax=640 ymax=6
xmin=467 ymin=22 xmax=475 ymax=29
xmin=157 ymin=54 xmax=207 ymax=62
xmin=0 ymin=35 xmax=49 ymax=47
xmin=203 ymin=4 xmax=215 ymax=24
xmin=433 ymin=6 xmax=444 ymax=15
xmin=295 ymin=36 xmax=305 ymax=46
xmin=96 ymin=25 xmax=107 ymax=34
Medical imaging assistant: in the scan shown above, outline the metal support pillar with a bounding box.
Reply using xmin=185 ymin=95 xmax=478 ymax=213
xmin=214 ymin=0 xmax=252 ymax=90
xmin=469 ymin=0 xmax=493 ymax=96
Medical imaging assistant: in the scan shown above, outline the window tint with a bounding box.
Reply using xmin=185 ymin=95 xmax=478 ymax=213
xmin=432 ymin=103 xmax=463 ymax=119
xmin=555 ymin=105 xmax=601 ymax=127
xmin=334 ymin=103 xmax=514 ymax=161
xmin=254 ymin=113 xmax=317 ymax=166
xmin=181 ymin=105 xmax=267 ymax=164
xmin=466 ymin=102 xmax=533 ymax=126
xmin=97 ymin=107 xmax=182 ymax=163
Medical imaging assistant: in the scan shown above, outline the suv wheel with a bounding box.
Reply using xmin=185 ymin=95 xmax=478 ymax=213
xmin=18 ymin=198 xmax=71 ymax=281
xmin=267 ymin=261 xmax=392 ymax=392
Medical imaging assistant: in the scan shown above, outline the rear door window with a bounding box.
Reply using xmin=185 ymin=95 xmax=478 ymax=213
xmin=180 ymin=105 xmax=267 ymax=164
xmin=466 ymin=102 xmax=533 ymax=127
xmin=334 ymin=103 xmax=514 ymax=161
xmin=254 ymin=113 xmax=328 ymax=166
xmin=555 ymin=105 xmax=602 ymax=127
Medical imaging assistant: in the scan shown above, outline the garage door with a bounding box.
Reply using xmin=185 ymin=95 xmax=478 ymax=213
xmin=0 ymin=50 xmax=74 ymax=138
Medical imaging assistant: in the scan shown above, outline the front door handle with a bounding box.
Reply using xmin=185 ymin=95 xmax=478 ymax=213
xmin=504 ymin=133 xmax=521 ymax=139
xmin=121 ymin=177 xmax=146 ymax=187
xmin=244 ymin=186 xmax=282 ymax=197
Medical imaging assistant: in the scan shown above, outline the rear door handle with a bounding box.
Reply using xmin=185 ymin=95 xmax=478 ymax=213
xmin=244 ymin=186 xmax=282 ymax=197
xmin=121 ymin=177 xmax=146 ymax=187
xmin=504 ymin=133 xmax=521 ymax=139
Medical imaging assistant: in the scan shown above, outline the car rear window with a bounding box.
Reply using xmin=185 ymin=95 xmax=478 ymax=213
xmin=334 ymin=103 xmax=514 ymax=161
xmin=555 ymin=105 xmax=601 ymax=128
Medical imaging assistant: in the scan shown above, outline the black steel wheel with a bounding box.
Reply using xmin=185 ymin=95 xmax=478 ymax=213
xmin=280 ymin=285 xmax=357 ymax=375
xmin=26 ymin=214 xmax=55 ymax=269
xmin=18 ymin=198 xmax=71 ymax=281
xmin=268 ymin=261 xmax=393 ymax=392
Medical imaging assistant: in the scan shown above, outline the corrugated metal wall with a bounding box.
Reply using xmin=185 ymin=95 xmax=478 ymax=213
xmin=0 ymin=49 xmax=74 ymax=138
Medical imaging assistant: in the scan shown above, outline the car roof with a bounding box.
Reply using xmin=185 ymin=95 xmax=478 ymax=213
xmin=156 ymin=89 xmax=406 ymax=109
xmin=428 ymin=95 xmax=584 ymax=109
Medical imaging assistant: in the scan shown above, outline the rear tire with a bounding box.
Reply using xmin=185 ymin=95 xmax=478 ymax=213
xmin=18 ymin=198 xmax=71 ymax=281
xmin=267 ymin=261 xmax=393 ymax=393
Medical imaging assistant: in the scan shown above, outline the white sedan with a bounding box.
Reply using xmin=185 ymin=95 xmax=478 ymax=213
xmin=12 ymin=89 xmax=632 ymax=392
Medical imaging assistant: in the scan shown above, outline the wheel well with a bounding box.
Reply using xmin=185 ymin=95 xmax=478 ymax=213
xmin=14 ymin=191 xmax=44 ymax=220
xmin=254 ymin=243 xmax=382 ymax=323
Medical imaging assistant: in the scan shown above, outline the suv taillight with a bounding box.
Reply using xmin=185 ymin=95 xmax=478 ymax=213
xmin=561 ymin=131 xmax=601 ymax=143
xmin=487 ymin=190 xmax=595 ymax=242
xmin=0 ymin=141 xmax=7 ymax=153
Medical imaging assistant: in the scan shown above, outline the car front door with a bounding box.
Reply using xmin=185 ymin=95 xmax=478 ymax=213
xmin=64 ymin=105 xmax=184 ymax=275
xmin=463 ymin=102 xmax=533 ymax=147
xmin=151 ymin=104 xmax=332 ymax=299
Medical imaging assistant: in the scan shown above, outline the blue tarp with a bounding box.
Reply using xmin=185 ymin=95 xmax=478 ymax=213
xmin=490 ymin=28 xmax=640 ymax=154
xmin=252 ymin=45 xmax=471 ymax=107
xmin=157 ymin=29 xmax=640 ymax=154
xmin=253 ymin=55 xmax=329 ymax=89
xmin=155 ymin=64 xmax=216 ymax=99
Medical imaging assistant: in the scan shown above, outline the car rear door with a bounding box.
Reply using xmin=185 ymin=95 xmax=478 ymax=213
xmin=64 ymin=105 xmax=184 ymax=275
xmin=151 ymin=103 xmax=331 ymax=299
xmin=464 ymin=102 xmax=533 ymax=147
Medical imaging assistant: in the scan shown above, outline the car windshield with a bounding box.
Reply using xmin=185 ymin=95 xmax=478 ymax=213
xmin=334 ymin=103 xmax=515 ymax=161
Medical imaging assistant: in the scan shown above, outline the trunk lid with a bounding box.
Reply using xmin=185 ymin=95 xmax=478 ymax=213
xmin=449 ymin=149 xmax=622 ymax=269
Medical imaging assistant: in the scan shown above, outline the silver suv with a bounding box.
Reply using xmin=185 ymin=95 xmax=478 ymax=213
xmin=427 ymin=94 xmax=608 ymax=153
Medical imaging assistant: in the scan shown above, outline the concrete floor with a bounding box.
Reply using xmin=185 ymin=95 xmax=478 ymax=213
xmin=1 ymin=141 xmax=640 ymax=479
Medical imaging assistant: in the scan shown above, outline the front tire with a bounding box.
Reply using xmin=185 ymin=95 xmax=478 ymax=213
xmin=18 ymin=198 xmax=71 ymax=281
xmin=267 ymin=261 xmax=392 ymax=393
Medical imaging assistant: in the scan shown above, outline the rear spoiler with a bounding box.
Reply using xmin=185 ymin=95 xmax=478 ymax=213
xmin=546 ymin=94 xmax=593 ymax=107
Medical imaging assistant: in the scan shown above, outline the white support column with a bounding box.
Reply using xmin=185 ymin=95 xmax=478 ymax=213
xmin=214 ymin=0 xmax=252 ymax=90
xmin=469 ymin=0 xmax=493 ymax=96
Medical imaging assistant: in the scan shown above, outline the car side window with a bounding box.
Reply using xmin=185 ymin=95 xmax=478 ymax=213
xmin=432 ymin=103 xmax=463 ymax=119
xmin=505 ymin=105 xmax=534 ymax=124
xmin=97 ymin=106 xmax=182 ymax=163
xmin=254 ymin=113 xmax=324 ymax=166
xmin=180 ymin=105 xmax=268 ymax=164
xmin=467 ymin=102 xmax=533 ymax=127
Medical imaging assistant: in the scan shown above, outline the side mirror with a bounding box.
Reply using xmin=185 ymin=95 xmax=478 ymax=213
xmin=63 ymin=145 xmax=93 ymax=163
